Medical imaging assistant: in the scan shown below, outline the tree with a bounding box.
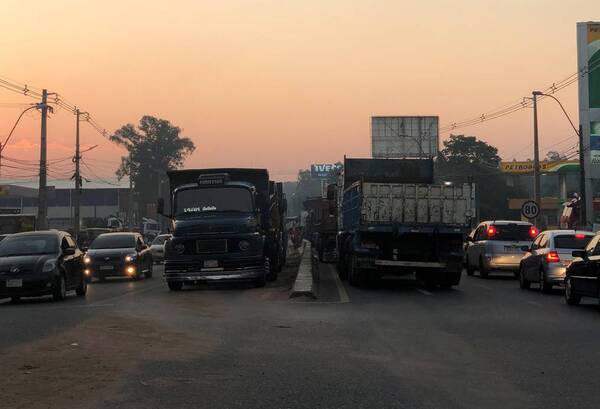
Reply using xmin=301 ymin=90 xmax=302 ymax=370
xmin=111 ymin=116 xmax=195 ymax=220
xmin=437 ymin=134 xmax=526 ymax=220
xmin=545 ymin=150 xmax=566 ymax=161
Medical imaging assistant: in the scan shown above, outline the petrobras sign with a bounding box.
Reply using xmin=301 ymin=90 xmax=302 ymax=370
xmin=577 ymin=22 xmax=600 ymax=175
xmin=311 ymin=163 xmax=341 ymax=178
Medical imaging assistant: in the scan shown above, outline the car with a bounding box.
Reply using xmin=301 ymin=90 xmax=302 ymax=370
xmin=0 ymin=234 xmax=10 ymax=242
xmin=0 ymin=230 xmax=87 ymax=302
xmin=518 ymin=230 xmax=594 ymax=292
xmin=464 ymin=220 xmax=538 ymax=278
xmin=84 ymin=232 xmax=153 ymax=281
xmin=564 ymin=234 xmax=600 ymax=306
xmin=150 ymin=234 xmax=171 ymax=264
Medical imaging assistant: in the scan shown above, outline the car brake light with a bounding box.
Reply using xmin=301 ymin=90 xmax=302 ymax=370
xmin=487 ymin=226 xmax=497 ymax=237
xmin=529 ymin=226 xmax=539 ymax=238
xmin=546 ymin=251 xmax=560 ymax=263
xmin=575 ymin=233 xmax=586 ymax=239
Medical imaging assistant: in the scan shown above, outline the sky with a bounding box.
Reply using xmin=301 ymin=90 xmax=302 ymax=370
xmin=0 ymin=0 xmax=598 ymax=183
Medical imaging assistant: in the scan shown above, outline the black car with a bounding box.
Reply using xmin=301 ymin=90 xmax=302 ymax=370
xmin=564 ymin=235 xmax=600 ymax=305
xmin=84 ymin=232 xmax=153 ymax=281
xmin=0 ymin=231 xmax=87 ymax=302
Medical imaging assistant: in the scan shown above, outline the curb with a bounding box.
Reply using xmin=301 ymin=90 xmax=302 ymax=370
xmin=290 ymin=240 xmax=316 ymax=299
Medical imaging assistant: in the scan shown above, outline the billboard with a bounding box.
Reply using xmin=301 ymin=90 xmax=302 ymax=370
xmin=578 ymin=22 xmax=600 ymax=176
xmin=371 ymin=116 xmax=439 ymax=159
xmin=500 ymin=160 xmax=579 ymax=174
xmin=310 ymin=163 xmax=341 ymax=178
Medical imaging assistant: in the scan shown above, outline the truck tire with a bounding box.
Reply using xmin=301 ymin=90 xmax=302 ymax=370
xmin=167 ymin=281 xmax=183 ymax=291
xmin=254 ymin=274 xmax=267 ymax=288
xmin=442 ymin=270 xmax=461 ymax=288
xmin=348 ymin=255 xmax=366 ymax=287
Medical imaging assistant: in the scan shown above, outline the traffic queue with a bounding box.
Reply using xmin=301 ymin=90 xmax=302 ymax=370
xmin=464 ymin=220 xmax=600 ymax=306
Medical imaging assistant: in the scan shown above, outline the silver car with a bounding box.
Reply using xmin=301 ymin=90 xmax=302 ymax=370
xmin=150 ymin=234 xmax=171 ymax=264
xmin=518 ymin=230 xmax=594 ymax=292
xmin=465 ymin=220 xmax=537 ymax=278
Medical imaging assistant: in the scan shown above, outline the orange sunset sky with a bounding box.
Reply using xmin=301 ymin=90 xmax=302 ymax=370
xmin=0 ymin=1 xmax=598 ymax=183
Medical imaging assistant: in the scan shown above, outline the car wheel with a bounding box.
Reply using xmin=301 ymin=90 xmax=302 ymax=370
xmin=53 ymin=273 xmax=67 ymax=302
xmin=518 ymin=265 xmax=531 ymax=289
xmin=167 ymin=281 xmax=183 ymax=291
xmin=465 ymin=257 xmax=475 ymax=276
xmin=564 ymin=277 xmax=581 ymax=306
xmin=76 ymin=273 xmax=87 ymax=296
xmin=479 ymin=258 xmax=489 ymax=279
xmin=539 ymin=270 xmax=552 ymax=293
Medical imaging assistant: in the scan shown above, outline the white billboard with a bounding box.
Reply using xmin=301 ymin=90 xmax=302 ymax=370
xmin=371 ymin=116 xmax=439 ymax=159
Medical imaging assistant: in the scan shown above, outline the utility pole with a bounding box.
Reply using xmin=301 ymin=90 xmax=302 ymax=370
xmin=37 ymin=89 xmax=49 ymax=230
xmin=73 ymin=109 xmax=86 ymax=240
xmin=532 ymin=91 xmax=542 ymax=226
xmin=578 ymin=124 xmax=587 ymax=226
xmin=127 ymin=151 xmax=133 ymax=229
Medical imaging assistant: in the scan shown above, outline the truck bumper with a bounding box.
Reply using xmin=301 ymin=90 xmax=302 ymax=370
xmin=356 ymin=256 xmax=461 ymax=274
xmin=164 ymin=258 xmax=267 ymax=282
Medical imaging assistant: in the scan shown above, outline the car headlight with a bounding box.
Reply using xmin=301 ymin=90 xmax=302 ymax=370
xmin=125 ymin=254 xmax=136 ymax=262
xmin=84 ymin=256 xmax=91 ymax=264
xmin=43 ymin=259 xmax=57 ymax=273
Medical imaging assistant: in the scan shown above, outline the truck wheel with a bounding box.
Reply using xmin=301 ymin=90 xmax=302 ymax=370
xmin=479 ymin=258 xmax=489 ymax=279
xmin=442 ymin=271 xmax=461 ymax=288
xmin=254 ymin=274 xmax=267 ymax=288
xmin=167 ymin=281 xmax=183 ymax=291
xmin=348 ymin=255 xmax=366 ymax=287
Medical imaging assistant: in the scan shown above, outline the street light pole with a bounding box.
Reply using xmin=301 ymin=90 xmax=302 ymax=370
xmin=0 ymin=104 xmax=39 ymax=177
xmin=532 ymin=91 xmax=542 ymax=226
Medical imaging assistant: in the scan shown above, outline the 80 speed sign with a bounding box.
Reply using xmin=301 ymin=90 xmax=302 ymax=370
xmin=521 ymin=200 xmax=540 ymax=219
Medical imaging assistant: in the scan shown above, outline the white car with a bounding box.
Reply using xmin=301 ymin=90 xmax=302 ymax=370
xmin=150 ymin=234 xmax=171 ymax=264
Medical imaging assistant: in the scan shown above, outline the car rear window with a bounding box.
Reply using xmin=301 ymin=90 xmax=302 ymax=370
xmin=489 ymin=224 xmax=533 ymax=241
xmin=554 ymin=235 xmax=593 ymax=249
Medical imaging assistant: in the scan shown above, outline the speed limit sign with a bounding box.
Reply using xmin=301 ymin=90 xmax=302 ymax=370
xmin=521 ymin=200 xmax=540 ymax=220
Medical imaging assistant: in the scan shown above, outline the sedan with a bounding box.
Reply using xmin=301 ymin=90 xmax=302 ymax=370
xmin=84 ymin=232 xmax=153 ymax=281
xmin=518 ymin=230 xmax=594 ymax=292
xmin=150 ymin=234 xmax=171 ymax=264
xmin=564 ymin=233 xmax=600 ymax=305
xmin=0 ymin=231 xmax=86 ymax=302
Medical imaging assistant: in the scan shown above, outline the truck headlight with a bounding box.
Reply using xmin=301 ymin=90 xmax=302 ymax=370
xmin=43 ymin=259 xmax=57 ymax=273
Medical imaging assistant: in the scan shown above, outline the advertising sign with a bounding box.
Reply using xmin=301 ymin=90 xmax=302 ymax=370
xmin=500 ymin=160 xmax=579 ymax=174
xmin=371 ymin=116 xmax=439 ymax=159
xmin=310 ymin=163 xmax=341 ymax=178
xmin=578 ymin=22 xmax=600 ymax=176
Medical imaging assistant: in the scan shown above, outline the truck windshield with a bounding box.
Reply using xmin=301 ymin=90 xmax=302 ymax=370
xmin=174 ymin=187 xmax=253 ymax=217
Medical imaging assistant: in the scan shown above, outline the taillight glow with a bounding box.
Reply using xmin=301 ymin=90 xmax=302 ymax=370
xmin=487 ymin=226 xmax=497 ymax=237
xmin=575 ymin=233 xmax=586 ymax=239
xmin=529 ymin=226 xmax=539 ymax=238
xmin=546 ymin=251 xmax=560 ymax=263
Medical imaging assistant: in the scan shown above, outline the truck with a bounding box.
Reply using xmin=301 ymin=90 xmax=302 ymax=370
xmin=303 ymin=192 xmax=337 ymax=262
xmin=157 ymin=168 xmax=284 ymax=291
xmin=336 ymin=158 xmax=475 ymax=288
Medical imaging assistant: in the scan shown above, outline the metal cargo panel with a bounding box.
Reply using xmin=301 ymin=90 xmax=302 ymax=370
xmin=371 ymin=116 xmax=439 ymax=159
xmin=361 ymin=183 xmax=475 ymax=226
xmin=343 ymin=158 xmax=433 ymax=188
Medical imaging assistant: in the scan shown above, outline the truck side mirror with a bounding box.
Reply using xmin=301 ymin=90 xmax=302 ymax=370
xmin=157 ymin=198 xmax=164 ymax=215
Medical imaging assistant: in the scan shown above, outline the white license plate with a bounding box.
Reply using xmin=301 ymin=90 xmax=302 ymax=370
xmin=6 ymin=279 xmax=22 ymax=288
xmin=203 ymin=260 xmax=219 ymax=268
xmin=504 ymin=246 xmax=521 ymax=253
xmin=99 ymin=265 xmax=114 ymax=271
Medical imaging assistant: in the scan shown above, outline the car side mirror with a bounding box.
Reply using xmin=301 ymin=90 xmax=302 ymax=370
xmin=572 ymin=250 xmax=587 ymax=259
xmin=63 ymin=247 xmax=75 ymax=256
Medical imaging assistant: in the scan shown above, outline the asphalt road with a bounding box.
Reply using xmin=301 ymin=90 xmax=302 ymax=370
xmin=2 ymin=263 xmax=600 ymax=409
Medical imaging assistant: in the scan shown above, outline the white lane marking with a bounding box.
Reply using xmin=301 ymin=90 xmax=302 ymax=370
xmin=417 ymin=289 xmax=433 ymax=296
xmin=327 ymin=264 xmax=350 ymax=303
xmin=477 ymin=284 xmax=493 ymax=290
xmin=88 ymin=282 xmax=164 ymax=306
xmin=527 ymin=301 xmax=542 ymax=307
